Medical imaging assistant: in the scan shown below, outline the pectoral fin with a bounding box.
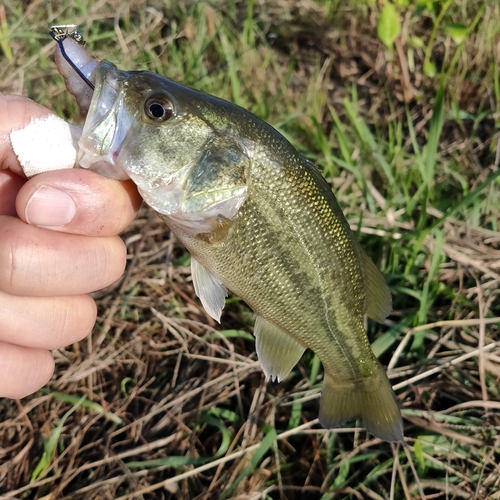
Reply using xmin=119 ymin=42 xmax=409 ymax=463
xmin=254 ymin=316 xmax=305 ymax=382
xmin=359 ymin=248 xmax=392 ymax=323
xmin=191 ymin=257 xmax=228 ymax=323
xmin=319 ymin=366 xmax=403 ymax=442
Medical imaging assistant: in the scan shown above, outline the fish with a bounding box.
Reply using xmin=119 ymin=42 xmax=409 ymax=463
xmin=53 ymin=33 xmax=404 ymax=442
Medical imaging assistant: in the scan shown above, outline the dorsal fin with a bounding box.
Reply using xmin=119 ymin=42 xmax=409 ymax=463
xmin=359 ymin=248 xmax=392 ymax=323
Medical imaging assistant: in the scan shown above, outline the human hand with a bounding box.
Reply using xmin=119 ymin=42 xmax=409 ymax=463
xmin=0 ymin=95 xmax=142 ymax=398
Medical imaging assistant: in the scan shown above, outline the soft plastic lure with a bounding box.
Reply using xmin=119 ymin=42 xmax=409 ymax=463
xmin=49 ymin=25 xmax=99 ymax=114
xmin=50 ymin=25 xmax=94 ymax=89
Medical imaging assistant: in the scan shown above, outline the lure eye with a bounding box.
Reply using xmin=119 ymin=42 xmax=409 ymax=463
xmin=144 ymin=96 xmax=174 ymax=122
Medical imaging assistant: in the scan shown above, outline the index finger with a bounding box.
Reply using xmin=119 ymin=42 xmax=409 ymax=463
xmin=0 ymin=95 xmax=54 ymax=176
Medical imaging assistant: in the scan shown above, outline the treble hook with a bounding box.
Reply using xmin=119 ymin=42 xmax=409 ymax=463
xmin=49 ymin=25 xmax=95 ymax=90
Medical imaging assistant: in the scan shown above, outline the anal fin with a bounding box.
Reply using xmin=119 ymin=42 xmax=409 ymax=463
xmin=254 ymin=316 xmax=305 ymax=382
xmin=191 ymin=257 xmax=228 ymax=323
xmin=319 ymin=366 xmax=403 ymax=442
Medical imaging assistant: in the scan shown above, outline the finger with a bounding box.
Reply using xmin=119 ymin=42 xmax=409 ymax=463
xmin=0 ymin=290 xmax=96 ymax=349
xmin=0 ymin=170 xmax=25 ymax=216
xmin=0 ymin=342 xmax=54 ymax=399
xmin=16 ymin=169 xmax=142 ymax=236
xmin=0 ymin=95 xmax=53 ymax=176
xmin=0 ymin=216 xmax=126 ymax=297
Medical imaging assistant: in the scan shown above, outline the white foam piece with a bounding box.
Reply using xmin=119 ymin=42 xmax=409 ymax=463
xmin=10 ymin=115 xmax=83 ymax=177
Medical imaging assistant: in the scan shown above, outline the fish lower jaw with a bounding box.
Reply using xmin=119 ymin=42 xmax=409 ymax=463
xmin=77 ymin=148 xmax=130 ymax=180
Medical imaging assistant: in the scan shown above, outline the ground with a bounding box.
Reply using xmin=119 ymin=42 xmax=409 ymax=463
xmin=0 ymin=1 xmax=500 ymax=499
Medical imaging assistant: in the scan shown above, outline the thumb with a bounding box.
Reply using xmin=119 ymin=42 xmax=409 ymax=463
xmin=0 ymin=171 xmax=25 ymax=216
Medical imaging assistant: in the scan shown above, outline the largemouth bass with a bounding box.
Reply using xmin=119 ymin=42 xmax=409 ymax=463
xmin=55 ymin=36 xmax=403 ymax=442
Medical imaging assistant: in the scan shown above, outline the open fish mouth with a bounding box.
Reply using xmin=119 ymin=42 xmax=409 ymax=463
xmin=77 ymin=62 xmax=134 ymax=180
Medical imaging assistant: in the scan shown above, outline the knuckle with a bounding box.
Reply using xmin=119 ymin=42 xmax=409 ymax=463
xmin=0 ymin=220 xmax=41 ymax=294
xmin=53 ymin=296 xmax=96 ymax=345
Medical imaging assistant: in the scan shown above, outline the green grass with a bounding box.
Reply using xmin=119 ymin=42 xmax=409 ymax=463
xmin=1 ymin=0 xmax=500 ymax=499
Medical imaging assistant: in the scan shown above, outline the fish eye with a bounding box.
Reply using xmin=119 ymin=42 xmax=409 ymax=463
xmin=144 ymin=96 xmax=174 ymax=122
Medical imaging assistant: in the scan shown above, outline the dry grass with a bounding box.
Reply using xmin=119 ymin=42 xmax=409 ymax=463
xmin=1 ymin=0 xmax=500 ymax=498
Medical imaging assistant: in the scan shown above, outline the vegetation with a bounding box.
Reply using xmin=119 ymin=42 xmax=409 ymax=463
xmin=1 ymin=0 xmax=499 ymax=498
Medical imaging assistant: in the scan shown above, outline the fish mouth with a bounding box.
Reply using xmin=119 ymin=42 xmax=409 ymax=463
xmin=77 ymin=61 xmax=134 ymax=180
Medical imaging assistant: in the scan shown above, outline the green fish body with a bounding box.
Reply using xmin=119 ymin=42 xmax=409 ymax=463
xmin=77 ymin=62 xmax=403 ymax=441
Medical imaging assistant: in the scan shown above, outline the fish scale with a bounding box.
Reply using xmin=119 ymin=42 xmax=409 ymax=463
xmin=169 ymin=162 xmax=368 ymax=380
xmin=166 ymin=137 xmax=402 ymax=439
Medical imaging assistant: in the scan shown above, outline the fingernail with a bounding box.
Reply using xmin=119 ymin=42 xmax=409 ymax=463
xmin=25 ymin=186 xmax=77 ymax=227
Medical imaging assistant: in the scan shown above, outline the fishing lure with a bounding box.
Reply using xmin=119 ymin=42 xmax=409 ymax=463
xmin=50 ymin=25 xmax=94 ymax=89
xmin=50 ymin=25 xmax=99 ymax=114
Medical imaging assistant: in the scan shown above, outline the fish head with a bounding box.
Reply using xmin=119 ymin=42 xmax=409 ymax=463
xmin=78 ymin=61 xmax=250 ymax=233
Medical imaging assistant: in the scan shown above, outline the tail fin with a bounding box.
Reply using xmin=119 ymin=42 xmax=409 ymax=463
xmin=318 ymin=367 xmax=403 ymax=442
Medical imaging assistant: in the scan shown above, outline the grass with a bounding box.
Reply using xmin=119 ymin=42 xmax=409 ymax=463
xmin=1 ymin=0 xmax=500 ymax=498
